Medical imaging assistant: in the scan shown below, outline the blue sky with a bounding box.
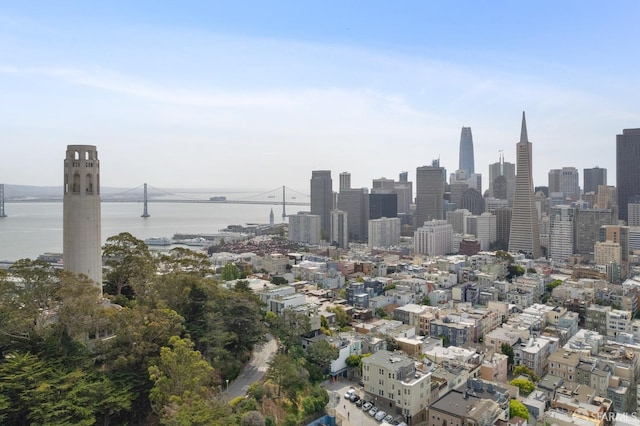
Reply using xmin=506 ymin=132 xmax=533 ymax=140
xmin=1 ymin=1 xmax=639 ymax=192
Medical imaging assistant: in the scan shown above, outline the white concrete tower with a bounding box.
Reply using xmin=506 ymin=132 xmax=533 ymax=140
xmin=63 ymin=145 xmax=102 ymax=290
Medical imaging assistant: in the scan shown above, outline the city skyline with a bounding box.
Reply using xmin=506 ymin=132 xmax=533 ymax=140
xmin=1 ymin=2 xmax=639 ymax=190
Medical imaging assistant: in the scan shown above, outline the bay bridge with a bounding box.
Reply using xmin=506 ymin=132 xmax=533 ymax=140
xmin=101 ymin=184 xmax=310 ymax=218
xmin=1 ymin=183 xmax=310 ymax=218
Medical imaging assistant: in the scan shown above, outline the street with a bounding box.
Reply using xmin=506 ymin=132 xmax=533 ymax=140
xmin=224 ymin=333 xmax=278 ymax=399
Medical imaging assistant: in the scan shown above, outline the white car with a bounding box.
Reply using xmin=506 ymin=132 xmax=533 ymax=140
xmin=344 ymin=388 xmax=355 ymax=399
xmin=375 ymin=411 xmax=387 ymax=421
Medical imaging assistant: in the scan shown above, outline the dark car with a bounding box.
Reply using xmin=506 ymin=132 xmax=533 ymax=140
xmin=355 ymin=399 xmax=363 ymax=407
xmin=349 ymin=394 xmax=360 ymax=403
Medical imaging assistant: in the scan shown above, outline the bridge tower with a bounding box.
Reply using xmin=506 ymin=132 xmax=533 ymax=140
xmin=282 ymin=185 xmax=287 ymax=218
xmin=63 ymin=145 xmax=102 ymax=291
xmin=141 ymin=183 xmax=150 ymax=218
xmin=0 ymin=184 xmax=6 ymax=217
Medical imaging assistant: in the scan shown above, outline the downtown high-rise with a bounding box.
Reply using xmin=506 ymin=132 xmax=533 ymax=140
xmin=310 ymin=170 xmax=333 ymax=239
xmin=459 ymin=126 xmax=475 ymax=176
xmin=416 ymin=164 xmax=445 ymax=227
xmin=508 ymin=112 xmax=542 ymax=259
xmin=616 ymin=129 xmax=640 ymax=223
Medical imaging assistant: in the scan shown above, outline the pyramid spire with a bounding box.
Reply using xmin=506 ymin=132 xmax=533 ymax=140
xmin=520 ymin=111 xmax=528 ymax=143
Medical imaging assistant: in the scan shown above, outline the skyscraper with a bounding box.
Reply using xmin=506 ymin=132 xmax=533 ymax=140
xmin=549 ymin=205 xmax=576 ymax=263
xmin=416 ymin=165 xmax=445 ymax=226
xmin=339 ymin=172 xmax=351 ymax=191
xmin=583 ymin=167 xmax=607 ymax=194
xmin=508 ymin=112 xmax=542 ymax=259
xmin=337 ymin=187 xmax=369 ymax=241
xmin=63 ymin=145 xmax=102 ymax=289
xmin=459 ymin=126 xmax=475 ymax=176
xmin=330 ymin=209 xmax=348 ymax=248
xmin=395 ymin=172 xmax=412 ymax=215
xmin=548 ymin=169 xmax=561 ymax=194
xmin=488 ymin=154 xmax=515 ymax=205
xmin=559 ymin=167 xmax=580 ymax=201
xmin=310 ymin=170 xmax=333 ymax=238
xmin=616 ymin=129 xmax=640 ymax=223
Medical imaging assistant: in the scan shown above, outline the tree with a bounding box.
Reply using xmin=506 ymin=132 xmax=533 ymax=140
xmin=270 ymin=276 xmax=288 ymax=285
xmin=242 ymin=411 xmax=266 ymax=426
xmin=439 ymin=334 xmax=450 ymax=347
xmin=509 ymin=399 xmax=530 ymax=420
xmin=501 ymin=343 xmax=515 ymax=365
xmin=102 ymin=232 xmax=155 ymax=298
xmin=0 ymin=259 xmax=62 ymax=351
xmin=220 ymin=263 xmax=240 ymax=281
xmin=328 ymin=306 xmax=350 ymax=328
xmin=305 ymin=340 xmax=339 ymax=372
xmin=266 ymin=353 xmax=292 ymax=396
xmin=546 ymin=279 xmax=563 ymax=293
xmin=148 ymin=336 xmax=215 ymax=415
xmin=158 ymin=247 xmax=212 ymax=276
xmin=510 ymin=378 xmax=535 ymax=396
xmin=513 ymin=365 xmax=539 ymax=382
xmin=507 ymin=265 xmax=525 ymax=280
xmin=270 ymin=308 xmax=311 ymax=353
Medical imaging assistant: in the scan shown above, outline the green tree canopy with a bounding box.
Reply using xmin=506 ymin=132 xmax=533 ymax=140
xmin=148 ymin=336 xmax=215 ymax=415
xmin=510 ymin=378 xmax=535 ymax=396
xmin=501 ymin=343 xmax=515 ymax=365
xmin=513 ymin=365 xmax=539 ymax=382
xmin=102 ymin=232 xmax=155 ymax=298
xmin=509 ymin=399 xmax=530 ymax=420
xmin=220 ymin=263 xmax=240 ymax=281
xmin=305 ymin=340 xmax=339 ymax=372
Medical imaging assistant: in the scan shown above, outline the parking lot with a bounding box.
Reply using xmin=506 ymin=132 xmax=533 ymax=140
xmin=322 ymin=380 xmax=408 ymax=426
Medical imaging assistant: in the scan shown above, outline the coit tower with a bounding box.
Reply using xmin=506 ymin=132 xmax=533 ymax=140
xmin=63 ymin=145 xmax=102 ymax=290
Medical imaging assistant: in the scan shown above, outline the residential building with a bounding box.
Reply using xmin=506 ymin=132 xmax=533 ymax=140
xmin=362 ymin=350 xmax=432 ymax=425
xmin=414 ymin=220 xmax=453 ymax=256
xmin=368 ymin=217 xmax=401 ymax=249
xmin=549 ymin=205 xmax=576 ymax=263
xmin=329 ymin=209 xmax=348 ymax=248
xmin=288 ymin=212 xmax=321 ymax=244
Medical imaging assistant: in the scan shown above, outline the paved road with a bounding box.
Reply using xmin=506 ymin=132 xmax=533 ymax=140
xmin=224 ymin=333 xmax=278 ymax=399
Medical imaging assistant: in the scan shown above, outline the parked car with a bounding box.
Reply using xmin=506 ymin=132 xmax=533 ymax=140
xmin=344 ymin=389 xmax=355 ymax=399
xmin=355 ymin=399 xmax=363 ymax=407
xmin=374 ymin=411 xmax=387 ymax=421
xmin=362 ymin=402 xmax=372 ymax=411
xmin=389 ymin=419 xmax=400 ymax=425
xmin=368 ymin=407 xmax=379 ymax=416
xmin=384 ymin=414 xmax=394 ymax=423
xmin=349 ymin=393 xmax=360 ymax=402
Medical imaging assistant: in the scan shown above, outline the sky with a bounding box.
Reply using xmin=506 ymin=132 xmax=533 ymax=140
xmin=1 ymin=1 xmax=639 ymax=194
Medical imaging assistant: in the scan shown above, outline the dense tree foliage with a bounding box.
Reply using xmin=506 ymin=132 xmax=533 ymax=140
xmin=509 ymin=399 xmax=530 ymax=420
xmin=501 ymin=343 xmax=515 ymax=365
xmin=510 ymin=378 xmax=536 ymax=396
xmin=0 ymin=234 xmax=270 ymax=425
xmin=513 ymin=365 xmax=539 ymax=382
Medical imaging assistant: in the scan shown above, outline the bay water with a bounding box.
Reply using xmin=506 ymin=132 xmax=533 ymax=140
xmin=0 ymin=202 xmax=287 ymax=261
